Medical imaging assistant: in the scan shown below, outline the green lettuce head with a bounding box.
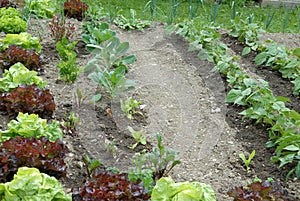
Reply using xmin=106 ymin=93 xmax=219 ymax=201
xmin=151 ymin=177 xmax=216 ymax=201
xmin=0 ymin=167 xmax=71 ymax=201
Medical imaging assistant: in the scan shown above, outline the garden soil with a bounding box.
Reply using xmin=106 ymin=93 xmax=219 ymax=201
xmin=1 ymin=18 xmax=300 ymax=200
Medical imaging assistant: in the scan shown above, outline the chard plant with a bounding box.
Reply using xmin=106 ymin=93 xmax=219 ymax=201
xmin=128 ymin=134 xmax=181 ymax=193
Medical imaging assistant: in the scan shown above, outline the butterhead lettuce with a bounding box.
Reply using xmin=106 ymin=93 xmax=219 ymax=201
xmin=0 ymin=167 xmax=71 ymax=201
xmin=151 ymin=177 xmax=216 ymax=201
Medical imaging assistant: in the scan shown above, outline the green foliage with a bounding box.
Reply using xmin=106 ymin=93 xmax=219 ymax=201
xmin=127 ymin=126 xmax=147 ymax=149
xmin=120 ymin=97 xmax=143 ymax=120
xmin=239 ymin=150 xmax=256 ymax=172
xmin=0 ymin=32 xmax=42 ymax=53
xmin=87 ymin=65 xmax=136 ymax=98
xmin=255 ymin=41 xmax=300 ymax=95
xmin=0 ymin=62 xmax=46 ymax=92
xmin=82 ymin=155 xmax=101 ymax=177
xmin=85 ymin=36 xmax=136 ymax=72
xmin=151 ymin=177 xmax=216 ymax=201
xmin=128 ymin=134 xmax=181 ymax=193
xmin=0 ymin=112 xmax=63 ymax=142
xmin=229 ymin=18 xmax=264 ymax=55
xmin=56 ymin=37 xmax=81 ymax=83
xmin=60 ymin=112 xmax=79 ymax=135
xmin=114 ymin=9 xmax=151 ymax=30
xmin=25 ymin=0 xmax=57 ymax=18
xmin=0 ymin=7 xmax=27 ymax=34
xmin=0 ymin=167 xmax=71 ymax=201
xmin=81 ymin=21 xmax=116 ymax=51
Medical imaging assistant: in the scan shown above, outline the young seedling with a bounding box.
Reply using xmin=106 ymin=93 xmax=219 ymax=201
xmin=60 ymin=112 xmax=80 ymax=136
xmin=120 ymin=97 xmax=143 ymax=120
xmin=239 ymin=150 xmax=256 ymax=172
xmin=82 ymin=155 xmax=101 ymax=177
xmin=128 ymin=126 xmax=147 ymax=149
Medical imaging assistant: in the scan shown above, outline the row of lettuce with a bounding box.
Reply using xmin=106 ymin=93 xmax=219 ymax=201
xmin=0 ymin=2 xmax=219 ymax=201
xmin=168 ymin=18 xmax=300 ymax=180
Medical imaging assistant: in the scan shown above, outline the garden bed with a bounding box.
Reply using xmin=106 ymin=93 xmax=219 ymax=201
xmin=0 ymin=5 xmax=300 ymax=200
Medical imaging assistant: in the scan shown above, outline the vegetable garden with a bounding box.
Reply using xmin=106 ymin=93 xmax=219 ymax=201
xmin=0 ymin=0 xmax=299 ymax=200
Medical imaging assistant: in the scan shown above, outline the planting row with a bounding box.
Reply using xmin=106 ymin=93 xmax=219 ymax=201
xmin=0 ymin=0 xmax=298 ymax=200
xmin=169 ymin=18 xmax=300 ymax=181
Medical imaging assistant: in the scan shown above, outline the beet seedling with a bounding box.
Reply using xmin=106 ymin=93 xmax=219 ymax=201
xmin=239 ymin=150 xmax=256 ymax=172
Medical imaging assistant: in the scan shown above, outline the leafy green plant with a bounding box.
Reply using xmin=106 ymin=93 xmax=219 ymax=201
xmin=0 ymin=7 xmax=27 ymax=33
xmin=56 ymin=37 xmax=81 ymax=83
xmin=82 ymin=155 xmax=101 ymax=177
xmin=49 ymin=15 xmax=75 ymax=42
xmin=239 ymin=150 xmax=256 ymax=172
xmin=25 ymin=0 xmax=57 ymax=18
xmin=81 ymin=21 xmax=116 ymax=51
xmin=128 ymin=134 xmax=181 ymax=193
xmin=0 ymin=112 xmax=62 ymax=142
xmin=0 ymin=62 xmax=46 ymax=92
xmin=229 ymin=18 xmax=264 ymax=56
xmin=120 ymin=97 xmax=143 ymax=120
xmin=151 ymin=177 xmax=216 ymax=201
xmin=85 ymin=37 xmax=136 ymax=72
xmin=60 ymin=112 xmax=79 ymax=136
xmin=114 ymin=9 xmax=151 ymax=30
xmin=87 ymin=65 xmax=136 ymax=99
xmin=127 ymin=126 xmax=147 ymax=149
xmin=255 ymin=41 xmax=300 ymax=94
xmin=0 ymin=32 xmax=42 ymax=53
xmin=0 ymin=167 xmax=71 ymax=200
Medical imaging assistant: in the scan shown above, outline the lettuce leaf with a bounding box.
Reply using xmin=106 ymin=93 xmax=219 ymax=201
xmin=0 ymin=167 xmax=71 ymax=201
xmin=0 ymin=112 xmax=62 ymax=142
xmin=0 ymin=32 xmax=42 ymax=53
xmin=151 ymin=177 xmax=216 ymax=201
xmin=0 ymin=62 xmax=47 ymax=92
xmin=26 ymin=0 xmax=57 ymax=18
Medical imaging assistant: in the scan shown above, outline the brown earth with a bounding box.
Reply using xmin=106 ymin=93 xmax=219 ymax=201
xmin=0 ymin=17 xmax=299 ymax=200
